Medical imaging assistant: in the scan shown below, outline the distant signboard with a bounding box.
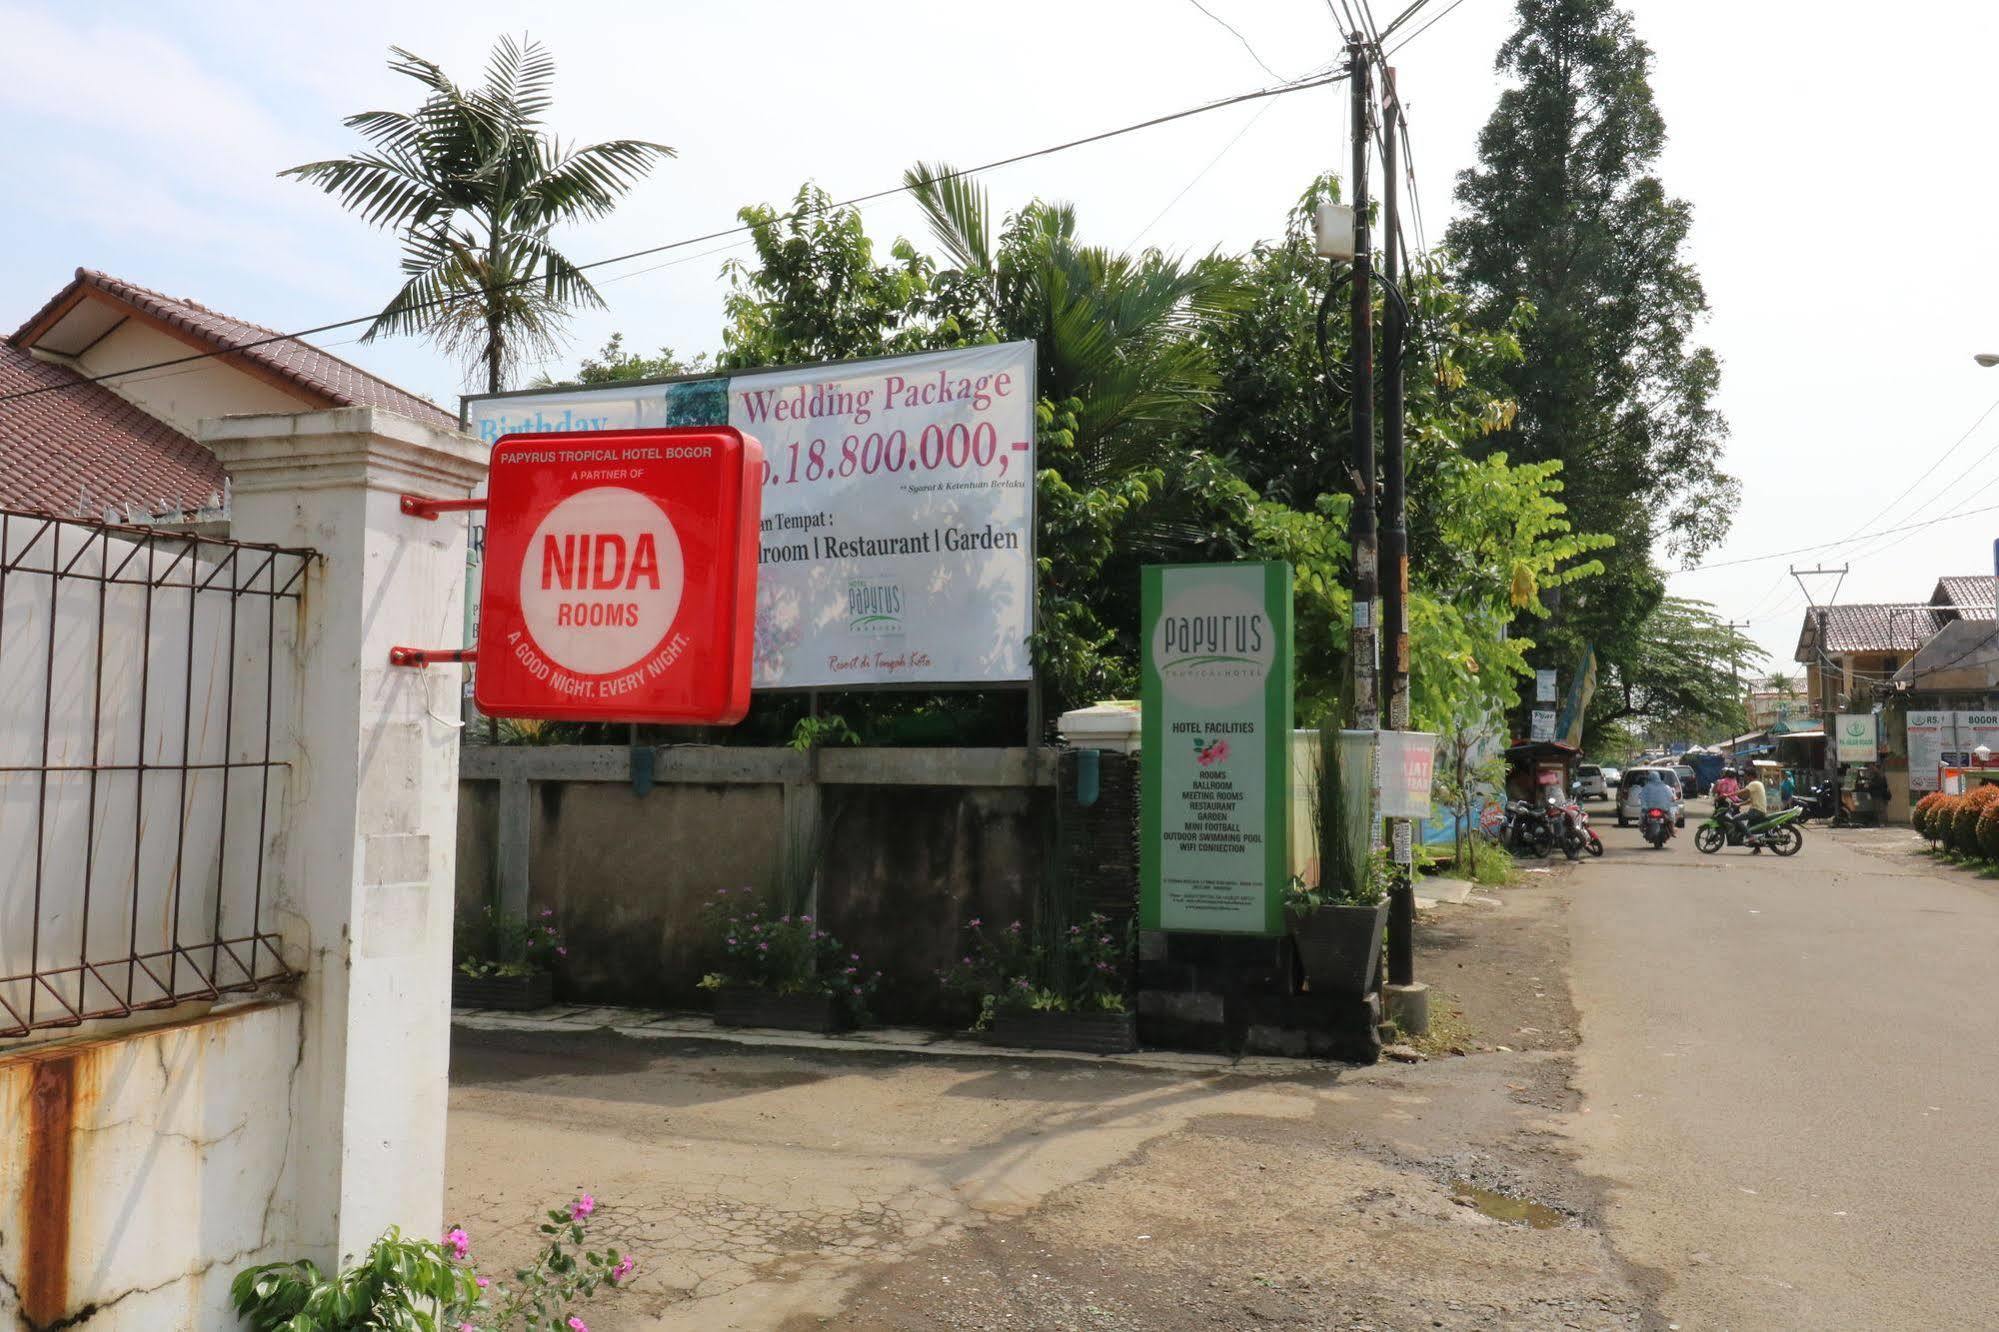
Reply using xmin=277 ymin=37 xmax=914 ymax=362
xmin=1535 ymin=669 xmax=1557 ymax=702
xmin=1378 ymin=730 xmax=1437 ymax=819
xmin=1836 ymin=713 xmax=1878 ymax=764
xmin=1908 ymin=710 xmax=1952 ymax=792
xmin=1529 ymin=710 xmax=1556 ymax=743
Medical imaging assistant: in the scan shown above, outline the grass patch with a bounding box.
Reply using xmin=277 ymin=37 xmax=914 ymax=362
xmin=1396 ymin=992 xmax=1474 ymax=1057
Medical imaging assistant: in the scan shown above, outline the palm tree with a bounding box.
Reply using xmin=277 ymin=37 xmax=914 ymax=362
xmin=1765 ymin=671 xmax=1798 ymax=697
xmin=282 ymin=37 xmax=673 ymax=392
xmin=903 ymin=162 xmax=1240 ymax=488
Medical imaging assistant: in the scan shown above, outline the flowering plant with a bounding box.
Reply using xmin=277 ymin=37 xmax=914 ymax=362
xmin=457 ymin=905 xmax=566 ymax=979
xmin=696 ymin=887 xmax=881 ymax=1020
xmin=939 ymin=911 xmax=1130 ymax=1026
xmin=231 ymin=1193 xmax=631 ymax=1332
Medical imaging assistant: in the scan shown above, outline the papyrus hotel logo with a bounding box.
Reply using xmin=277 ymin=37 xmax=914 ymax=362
xmin=847 ymin=578 xmax=904 ymax=635
xmin=1151 ymin=583 xmax=1273 ymax=709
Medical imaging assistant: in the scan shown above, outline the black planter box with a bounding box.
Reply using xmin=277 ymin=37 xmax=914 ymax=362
xmin=452 ymin=971 xmax=554 ymax=1011
xmin=1290 ymin=900 xmax=1389 ymax=998
xmin=713 ymin=986 xmax=852 ymax=1034
xmin=986 ymin=1009 xmax=1138 ymax=1055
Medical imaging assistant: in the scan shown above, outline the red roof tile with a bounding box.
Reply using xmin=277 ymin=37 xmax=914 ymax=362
xmin=0 ymin=340 xmax=224 ymax=518
xmin=12 ymin=269 xmax=457 ymax=430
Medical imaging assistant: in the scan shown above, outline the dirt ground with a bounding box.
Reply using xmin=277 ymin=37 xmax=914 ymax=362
xmin=448 ymin=865 xmax=1659 ymax=1331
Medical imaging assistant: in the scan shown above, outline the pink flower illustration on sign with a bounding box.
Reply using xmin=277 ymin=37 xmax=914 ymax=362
xmin=1194 ymin=738 xmax=1230 ymax=767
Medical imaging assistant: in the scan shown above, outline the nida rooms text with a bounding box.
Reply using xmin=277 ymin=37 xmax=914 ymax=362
xmin=541 ymin=532 xmax=664 ymax=627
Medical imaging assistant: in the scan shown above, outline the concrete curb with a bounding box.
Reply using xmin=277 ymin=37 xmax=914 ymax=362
xmin=451 ymin=1005 xmax=1352 ymax=1077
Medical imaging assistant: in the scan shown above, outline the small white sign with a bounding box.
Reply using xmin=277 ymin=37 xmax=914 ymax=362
xmin=1535 ymin=669 xmax=1557 ymax=702
xmin=1391 ymin=820 xmax=1413 ymax=866
xmin=1530 ymin=709 xmax=1557 ymax=742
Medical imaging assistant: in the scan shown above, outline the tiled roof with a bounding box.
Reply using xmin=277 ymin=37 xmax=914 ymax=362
xmin=12 ymin=269 xmax=456 ymax=430
xmin=1931 ymin=576 xmax=1997 ymax=620
xmin=1795 ymin=603 xmax=1940 ymax=660
xmin=0 ymin=339 xmax=224 ymax=518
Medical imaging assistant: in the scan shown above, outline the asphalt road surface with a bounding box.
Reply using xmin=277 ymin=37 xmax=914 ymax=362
xmin=1567 ymin=805 xmax=1999 ymax=1329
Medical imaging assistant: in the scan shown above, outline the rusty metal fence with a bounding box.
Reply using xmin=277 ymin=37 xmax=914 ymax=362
xmin=0 ymin=510 xmax=314 ymax=1039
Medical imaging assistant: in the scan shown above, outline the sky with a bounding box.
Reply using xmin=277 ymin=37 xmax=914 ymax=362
xmin=4 ymin=0 xmax=1997 ymax=672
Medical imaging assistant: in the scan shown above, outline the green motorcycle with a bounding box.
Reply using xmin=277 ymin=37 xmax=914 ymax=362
xmin=1694 ymin=803 xmax=1804 ymax=857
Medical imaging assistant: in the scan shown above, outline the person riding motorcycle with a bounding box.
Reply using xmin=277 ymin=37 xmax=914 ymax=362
xmin=1636 ymin=770 xmax=1679 ymax=829
xmin=1722 ymin=773 xmax=1771 ymax=844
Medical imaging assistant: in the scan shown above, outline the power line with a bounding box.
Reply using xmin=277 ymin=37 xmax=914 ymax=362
xmin=1835 ymin=392 xmax=1999 ymax=555
xmin=1 ymin=67 xmax=1348 ymax=408
xmin=1128 ymin=97 xmax=1282 ymax=248
xmin=1184 ymin=0 xmax=1288 ymax=82
xmin=1388 ymin=0 xmax=1474 ymax=55
xmin=1691 ymin=499 xmax=1999 ymax=571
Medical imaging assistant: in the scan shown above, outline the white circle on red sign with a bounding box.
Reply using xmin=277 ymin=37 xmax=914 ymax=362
xmin=518 ymin=486 xmax=684 ymax=676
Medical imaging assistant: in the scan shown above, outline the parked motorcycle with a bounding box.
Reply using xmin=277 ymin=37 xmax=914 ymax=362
xmin=1694 ymin=803 xmax=1805 ymax=856
xmin=1639 ymin=804 xmax=1674 ymax=850
xmin=1558 ymin=795 xmax=1605 ymax=858
xmin=1787 ymin=782 xmax=1843 ymax=825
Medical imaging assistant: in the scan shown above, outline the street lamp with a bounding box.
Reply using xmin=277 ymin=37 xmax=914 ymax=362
xmin=1976 ymin=353 xmax=1999 ymax=368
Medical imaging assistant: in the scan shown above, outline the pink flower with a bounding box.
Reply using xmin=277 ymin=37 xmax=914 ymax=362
xmin=476 ymin=1276 xmax=489 ymax=1289
xmin=555 ymin=946 xmax=568 ymax=957
xmin=568 ymin=1319 xmax=589 ymax=1332
xmin=444 ymin=1227 xmax=469 ymax=1261
xmin=612 ymin=1255 xmax=637 ymax=1283
xmin=571 ymin=1193 xmax=596 ymax=1220
xmin=967 ymin=917 xmax=982 ymax=928
xmin=460 ymin=1323 xmax=477 ymax=1332
xmin=757 ymin=941 xmax=769 ymax=952
xmin=800 ymin=915 xmax=813 ymax=923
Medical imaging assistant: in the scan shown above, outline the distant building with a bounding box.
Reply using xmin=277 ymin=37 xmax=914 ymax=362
xmin=4 ymin=267 xmax=453 ymax=523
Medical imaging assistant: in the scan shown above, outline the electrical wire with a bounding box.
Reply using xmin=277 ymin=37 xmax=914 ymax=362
xmin=1127 ymin=97 xmax=1283 ymax=249
xmin=1388 ymin=0 xmax=1474 ymax=55
xmin=1689 ymin=499 xmax=1999 ymax=572
xmin=1184 ymin=0 xmax=1289 ymax=82
xmin=0 ymin=66 xmax=1349 ymax=407
xmin=1825 ymin=393 xmax=1999 ymax=548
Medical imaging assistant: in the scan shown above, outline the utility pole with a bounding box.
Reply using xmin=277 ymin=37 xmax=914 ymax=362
xmin=1378 ymin=66 xmax=1420 ymax=1028
xmin=1791 ymin=566 xmax=1849 ymax=790
xmin=1347 ymin=33 xmax=1379 ymax=734
xmin=1722 ymin=619 xmax=1749 ymax=738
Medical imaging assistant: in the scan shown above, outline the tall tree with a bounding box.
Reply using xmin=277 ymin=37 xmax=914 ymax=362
xmin=1449 ymin=0 xmax=1735 ymax=670
xmin=1584 ymin=597 xmax=1764 ymax=746
xmin=283 ymin=36 xmax=674 ymax=392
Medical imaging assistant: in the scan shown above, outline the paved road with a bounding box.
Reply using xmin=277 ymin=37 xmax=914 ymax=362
xmin=1567 ymin=806 xmax=1999 ymax=1329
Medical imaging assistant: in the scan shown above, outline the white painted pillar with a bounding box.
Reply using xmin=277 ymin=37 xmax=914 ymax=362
xmin=202 ymin=407 xmax=486 ymax=1266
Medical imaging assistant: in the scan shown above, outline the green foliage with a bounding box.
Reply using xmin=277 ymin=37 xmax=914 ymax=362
xmin=1953 ymin=787 xmax=1999 ymax=858
xmin=232 ymin=1228 xmax=475 ymax=1332
xmin=786 ymin=713 xmax=861 ymax=752
xmin=455 ymin=905 xmax=564 ymax=977
xmin=1448 ymin=0 xmax=1735 ymax=677
xmin=699 ymin=887 xmax=880 ymax=1018
xmin=537 ymin=331 xmax=710 ymax=386
xmin=939 ymin=912 xmax=1131 ymax=1024
xmin=283 ymin=36 xmax=673 ymax=392
xmin=232 ymin=1205 xmax=632 ymax=1332
xmin=1584 ymin=597 xmax=1764 ymax=746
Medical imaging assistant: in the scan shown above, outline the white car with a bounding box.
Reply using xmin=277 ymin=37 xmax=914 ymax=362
xmin=1575 ymin=763 xmax=1609 ymax=800
xmin=1617 ymin=766 xmax=1685 ymax=828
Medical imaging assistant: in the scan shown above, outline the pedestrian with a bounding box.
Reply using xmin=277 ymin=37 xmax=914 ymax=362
xmin=1779 ymin=768 xmax=1796 ymax=807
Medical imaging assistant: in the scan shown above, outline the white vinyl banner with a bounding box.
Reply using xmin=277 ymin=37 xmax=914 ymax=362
xmin=466 ymin=342 xmax=1036 ymax=690
xmin=1906 ymin=710 xmax=1952 ymax=793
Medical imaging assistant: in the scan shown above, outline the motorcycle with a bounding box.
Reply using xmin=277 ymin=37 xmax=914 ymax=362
xmin=1694 ymin=802 xmax=1805 ymax=857
xmin=1788 ymin=782 xmax=1843 ymax=825
xmin=1639 ymin=804 xmax=1674 ymax=850
xmin=1558 ymin=794 xmax=1605 ymax=858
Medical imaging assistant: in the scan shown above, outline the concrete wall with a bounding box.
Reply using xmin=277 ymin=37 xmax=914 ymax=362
xmin=0 ymin=999 xmax=302 ymax=1330
xmin=459 ymin=746 xmax=1056 ymax=1024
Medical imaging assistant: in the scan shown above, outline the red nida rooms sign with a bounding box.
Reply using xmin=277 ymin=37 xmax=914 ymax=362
xmin=475 ymin=427 xmax=763 ymax=724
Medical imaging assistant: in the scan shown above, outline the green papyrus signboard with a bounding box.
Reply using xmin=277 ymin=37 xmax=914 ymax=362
xmin=1140 ymin=562 xmax=1294 ymax=935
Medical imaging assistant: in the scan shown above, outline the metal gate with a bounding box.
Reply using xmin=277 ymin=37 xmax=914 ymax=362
xmin=0 ymin=510 xmax=313 ymax=1038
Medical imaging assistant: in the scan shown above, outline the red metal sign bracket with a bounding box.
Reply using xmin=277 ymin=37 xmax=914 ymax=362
xmin=388 ymin=646 xmax=478 ymax=667
xmin=400 ymin=494 xmax=488 ymax=521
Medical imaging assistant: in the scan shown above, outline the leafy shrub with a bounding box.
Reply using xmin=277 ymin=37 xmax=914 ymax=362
xmin=697 ymin=887 xmax=880 ymax=1020
xmin=1977 ymin=797 xmax=1999 ymax=861
xmin=457 ymin=905 xmax=566 ymax=979
xmin=233 ymin=1195 xmax=634 ymax=1332
xmin=1952 ymin=787 xmax=1999 ymax=857
xmin=1926 ymin=795 xmax=1962 ymax=850
xmin=939 ymin=912 xmax=1131 ymax=1026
